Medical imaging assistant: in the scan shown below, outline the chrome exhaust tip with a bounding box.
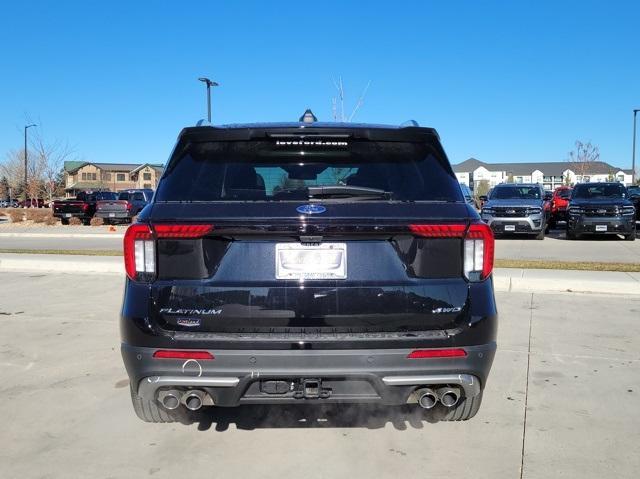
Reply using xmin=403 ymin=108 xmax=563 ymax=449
xmin=159 ymin=390 xmax=182 ymax=410
xmin=183 ymin=390 xmax=205 ymax=411
xmin=415 ymin=388 xmax=438 ymax=409
xmin=437 ymin=387 xmax=461 ymax=408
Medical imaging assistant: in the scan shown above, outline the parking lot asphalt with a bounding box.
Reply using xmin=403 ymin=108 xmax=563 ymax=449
xmin=494 ymin=228 xmax=640 ymax=263
xmin=0 ymin=272 xmax=638 ymax=478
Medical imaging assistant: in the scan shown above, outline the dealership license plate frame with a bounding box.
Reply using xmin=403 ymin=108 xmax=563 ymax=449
xmin=595 ymin=225 xmax=607 ymax=232
xmin=275 ymin=243 xmax=347 ymax=280
xmin=504 ymin=224 xmax=516 ymax=232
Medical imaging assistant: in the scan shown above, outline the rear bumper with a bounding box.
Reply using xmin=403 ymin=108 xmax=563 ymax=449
xmin=95 ymin=211 xmax=131 ymax=219
xmin=122 ymin=342 xmax=496 ymax=406
xmin=53 ymin=212 xmax=89 ymax=219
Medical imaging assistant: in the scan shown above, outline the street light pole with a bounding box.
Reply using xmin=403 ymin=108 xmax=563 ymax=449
xmin=198 ymin=77 xmax=219 ymax=123
xmin=633 ymin=109 xmax=639 ymax=185
xmin=24 ymin=124 xmax=36 ymax=204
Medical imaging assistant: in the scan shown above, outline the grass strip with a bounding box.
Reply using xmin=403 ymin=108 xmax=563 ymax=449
xmin=495 ymin=259 xmax=640 ymax=272
xmin=0 ymin=248 xmax=122 ymax=256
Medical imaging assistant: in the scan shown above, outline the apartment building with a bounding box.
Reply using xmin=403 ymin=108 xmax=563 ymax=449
xmin=453 ymin=158 xmax=633 ymax=192
xmin=63 ymin=161 xmax=164 ymax=197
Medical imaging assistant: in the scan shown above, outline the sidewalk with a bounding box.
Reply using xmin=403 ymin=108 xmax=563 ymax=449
xmin=1 ymin=253 xmax=639 ymax=295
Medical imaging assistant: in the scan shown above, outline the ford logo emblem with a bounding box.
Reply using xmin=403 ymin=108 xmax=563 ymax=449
xmin=296 ymin=204 xmax=326 ymax=215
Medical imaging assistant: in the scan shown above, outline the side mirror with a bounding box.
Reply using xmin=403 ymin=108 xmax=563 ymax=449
xmin=478 ymin=195 xmax=488 ymax=202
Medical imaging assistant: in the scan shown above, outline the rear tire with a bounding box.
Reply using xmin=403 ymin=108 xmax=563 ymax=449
xmin=436 ymin=391 xmax=484 ymax=421
xmin=129 ymin=385 xmax=178 ymax=423
xmin=60 ymin=218 xmax=69 ymax=225
xmin=625 ymin=231 xmax=636 ymax=241
xmin=535 ymin=229 xmax=545 ymax=240
xmin=566 ymin=228 xmax=578 ymax=240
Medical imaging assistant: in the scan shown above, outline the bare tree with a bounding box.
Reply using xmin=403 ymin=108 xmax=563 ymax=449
xmin=29 ymin=129 xmax=74 ymax=203
xmin=568 ymin=140 xmax=600 ymax=181
xmin=331 ymin=77 xmax=371 ymax=122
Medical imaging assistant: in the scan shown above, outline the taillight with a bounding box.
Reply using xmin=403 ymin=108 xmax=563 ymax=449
xmin=123 ymin=224 xmax=154 ymax=280
xmin=464 ymin=223 xmax=494 ymax=280
xmin=123 ymin=223 xmax=213 ymax=281
xmin=154 ymin=224 xmax=214 ymax=238
xmin=409 ymin=223 xmax=494 ymax=281
xmin=82 ymin=203 xmax=89 ymax=212
xmin=407 ymin=348 xmax=467 ymax=359
xmin=153 ymin=350 xmax=214 ymax=360
xmin=126 ymin=201 xmax=133 ymax=211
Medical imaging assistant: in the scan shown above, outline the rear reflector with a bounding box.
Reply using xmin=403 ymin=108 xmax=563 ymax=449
xmin=153 ymin=350 xmax=214 ymax=360
xmin=407 ymin=349 xmax=467 ymax=359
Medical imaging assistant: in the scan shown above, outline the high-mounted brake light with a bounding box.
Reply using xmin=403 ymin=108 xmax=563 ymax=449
xmin=407 ymin=348 xmax=467 ymax=359
xmin=153 ymin=350 xmax=214 ymax=360
xmin=409 ymin=223 xmax=494 ymax=281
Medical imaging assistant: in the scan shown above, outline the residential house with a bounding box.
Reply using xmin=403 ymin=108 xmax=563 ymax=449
xmin=453 ymin=158 xmax=633 ymax=192
xmin=63 ymin=162 xmax=164 ymax=197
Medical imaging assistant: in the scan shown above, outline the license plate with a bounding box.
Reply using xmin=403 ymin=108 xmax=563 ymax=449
xmin=276 ymin=243 xmax=347 ymax=280
xmin=109 ymin=213 xmax=115 ymax=218
xmin=504 ymin=225 xmax=516 ymax=232
xmin=65 ymin=213 xmax=72 ymax=218
xmin=595 ymin=225 xmax=607 ymax=232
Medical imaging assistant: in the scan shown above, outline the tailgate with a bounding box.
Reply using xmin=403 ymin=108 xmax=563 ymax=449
xmin=96 ymin=200 xmax=129 ymax=213
xmin=147 ymin=204 xmax=474 ymax=335
xmin=53 ymin=202 xmax=84 ymax=214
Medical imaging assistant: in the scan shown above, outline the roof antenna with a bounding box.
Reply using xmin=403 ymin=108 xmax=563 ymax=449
xmin=299 ymin=109 xmax=318 ymax=124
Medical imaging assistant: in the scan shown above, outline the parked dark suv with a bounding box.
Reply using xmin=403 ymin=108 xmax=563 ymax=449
xmin=566 ymin=182 xmax=636 ymax=241
xmin=120 ymin=121 xmax=498 ymax=423
xmin=480 ymin=183 xmax=549 ymax=239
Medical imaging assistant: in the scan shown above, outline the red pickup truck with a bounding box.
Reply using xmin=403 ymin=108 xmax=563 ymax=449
xmin=52 ymin=191 xmax=117 ymax=225
xmin=549 ymin=186 xmax=572 ymax=228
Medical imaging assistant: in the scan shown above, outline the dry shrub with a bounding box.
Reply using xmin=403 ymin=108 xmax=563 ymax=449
xmin=44 ymin=216 xmax=58 ymax=226
xmin=6 ymin=209 xmax=25 ymax=223
xmin=68 ymin=217 xmax=83 ymax=226
xmin=26 ymin=209 xmax=53 ymax=223
xmin=90 ymin=217 xmax=104 ymax=226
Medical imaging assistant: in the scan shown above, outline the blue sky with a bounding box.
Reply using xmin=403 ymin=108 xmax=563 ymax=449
xmin=1 ymin=0 xmax=638 ymax=169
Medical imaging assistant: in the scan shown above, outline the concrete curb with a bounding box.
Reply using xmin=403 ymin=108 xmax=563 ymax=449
xmin=0 ymin=232 xmax=123 ymax=239
xmin=493 ymin=268 xmax=640 ymax=295
xmin=1 ymin=254 xmax=639 ymax=295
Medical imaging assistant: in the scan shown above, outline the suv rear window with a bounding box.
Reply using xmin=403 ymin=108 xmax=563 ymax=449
xmin=155 ymin=140 xmax=462 ymax=202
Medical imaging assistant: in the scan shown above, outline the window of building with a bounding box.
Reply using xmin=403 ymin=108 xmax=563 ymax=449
xmin=81 ymin=172 xmax=97 ymax=181
xmin=143 ymin=183 xmax=152 ymax=189
xmin=102 ymin=173 xmax=111 ymax=181
xmin=117 ymin=173 xmax=126 ymax=182
xmin=143 ymin=172 xmax=152 ymax=181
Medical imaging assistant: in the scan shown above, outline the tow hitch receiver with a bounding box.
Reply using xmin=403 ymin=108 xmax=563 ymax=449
xmin=293 ymin=379 xmax=331 ymax=399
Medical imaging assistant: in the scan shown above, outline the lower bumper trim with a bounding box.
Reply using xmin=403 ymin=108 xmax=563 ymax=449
xmin=382 ymin=373 xmax=480 ymax=398
xmin=138 ymin=375 xmax=240 ymax=400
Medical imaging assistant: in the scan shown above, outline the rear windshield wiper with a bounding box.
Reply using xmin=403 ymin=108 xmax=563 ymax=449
xmin=307 ymin=185 xmax=392 ymax=200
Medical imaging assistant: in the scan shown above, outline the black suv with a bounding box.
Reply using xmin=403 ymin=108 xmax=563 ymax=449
xmin=567 ymin=182 xmax=636 ymax=241
xmin=120 ymin=121 xmax=497 ymax=423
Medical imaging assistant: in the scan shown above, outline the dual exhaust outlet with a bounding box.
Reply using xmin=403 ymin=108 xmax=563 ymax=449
xmin=415 ymin=386 xmax=461 ymax=409
xmin=160 ymin=389 xmax=208 ymax=411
